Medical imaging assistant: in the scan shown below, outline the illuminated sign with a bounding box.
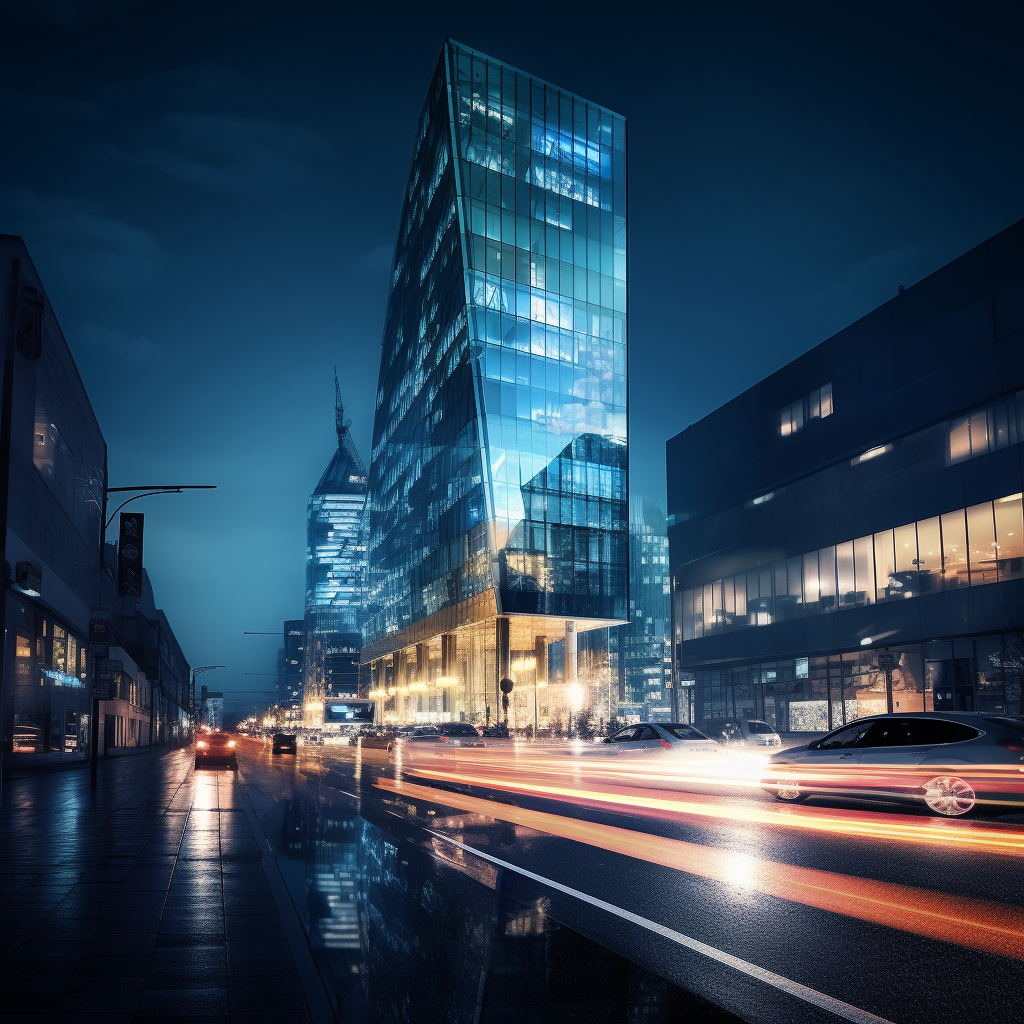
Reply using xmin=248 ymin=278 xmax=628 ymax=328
xmin=323 ymin=700 xmax=374 ymax=724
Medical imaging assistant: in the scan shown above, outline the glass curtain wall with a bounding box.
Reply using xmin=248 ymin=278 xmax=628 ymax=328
xmin=679 ymin=492 xmax=1024 ymax=640
xmin=365 ymin=42 xmax=628 ymax=727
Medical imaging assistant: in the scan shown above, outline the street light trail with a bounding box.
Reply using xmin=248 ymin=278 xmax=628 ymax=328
xmin=403 ymin=762 xmax=1024 ymax=857
xmin=376 ymin=777 xmax=1024 ymax=961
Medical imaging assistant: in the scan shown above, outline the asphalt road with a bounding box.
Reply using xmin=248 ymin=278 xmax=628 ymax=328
xmin=235 ymin=736 xmax=1024 ymax=1024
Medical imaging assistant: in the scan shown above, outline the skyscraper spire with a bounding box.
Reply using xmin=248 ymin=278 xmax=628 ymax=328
xmin=334 ymin=365 xmax=343 ymax=448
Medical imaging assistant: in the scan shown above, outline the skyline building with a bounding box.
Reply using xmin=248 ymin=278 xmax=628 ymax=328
xmin=619 ymin=497 xmax=672 ymax=718
xmin=363 ymin=40 xmax=628 ymax=731
xmin=303 ymin=374 xmax=368 ymax=726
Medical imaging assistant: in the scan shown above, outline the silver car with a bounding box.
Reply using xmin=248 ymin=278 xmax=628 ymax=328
xmin=702 ymin=717 xmax=782 ymax=748
xmin=763 ymin=713 xmax=1024 ymax=816
xmin=597 ymin=722 xmax=721 ymax=757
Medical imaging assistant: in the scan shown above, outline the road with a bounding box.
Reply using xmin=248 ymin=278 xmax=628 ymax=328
xmin=235 ymin=735 xmax=1024 ymax=1024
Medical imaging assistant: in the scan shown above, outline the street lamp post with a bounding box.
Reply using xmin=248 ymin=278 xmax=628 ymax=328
xmin=189 ymin=665 xmax=226 ymax=732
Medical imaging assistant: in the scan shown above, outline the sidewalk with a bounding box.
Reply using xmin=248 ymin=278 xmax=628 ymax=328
xmin=0 ymin=748 xmax=323 ymax=1023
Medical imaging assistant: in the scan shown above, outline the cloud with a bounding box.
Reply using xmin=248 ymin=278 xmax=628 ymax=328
xmin=120 ymin=112 xmax=332 ymax=192
xmin=1 ymin=190 xmax=161 ymax=288
xmin=78 ymin=322 xmax=161 ymax=362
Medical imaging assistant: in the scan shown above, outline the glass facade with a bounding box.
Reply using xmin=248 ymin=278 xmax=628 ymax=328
xmin=679 ymin=492 xmax=1024 ymax=638
xmin=364 ymin=41 xmax=628 ymax=729
xmin=620 ymin=498 xmax=672 ymax=713
xmin=304 ymin=382 xmax=368 ymax=724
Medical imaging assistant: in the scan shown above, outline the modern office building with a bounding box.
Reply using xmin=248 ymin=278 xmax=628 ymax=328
xmin=1 ymin=236 xmax=107 ymax=762
xmin=667 ymin=220 xmax=1024 ymax=734
xmin=278 ymin=618 xmax=304 ymax=707
xmin=363 ymin=40 xmax=628 ymax=730
xmin=303 ymin=376 xmax=368 ymax=725
xmin=619 ymin=497 xmax=672 ymax=717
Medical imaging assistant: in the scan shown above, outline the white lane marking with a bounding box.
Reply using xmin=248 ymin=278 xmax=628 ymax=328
xmin=428 ymin=830 xmax=896 ymax=1024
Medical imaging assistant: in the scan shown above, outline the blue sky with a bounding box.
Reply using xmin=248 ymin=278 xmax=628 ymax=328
xmin=2 ymin=0 xmax=1022 ymax=709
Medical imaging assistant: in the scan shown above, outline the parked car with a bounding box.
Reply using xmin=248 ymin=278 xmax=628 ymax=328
xmin=195 ymin=731 xmax=237 ymax=770
xmin=272 ymin=733 xmax=297 ymax=755
xmin=762 ymin=713 xmax=1024 ymax=816
xmin=702 ymin=717 xmax=782 ymax=748
xmin=593 ymin=722 xmax=721 ymax=757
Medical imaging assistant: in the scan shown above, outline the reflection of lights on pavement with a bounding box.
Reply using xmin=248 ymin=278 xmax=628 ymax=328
xmin=723 ymin=851 xmax=757 ymax=889
xmin=403 ymin=758 xmax=1024 ymax=858
xmin=377 ymin=777 xmax=1024 ymax=960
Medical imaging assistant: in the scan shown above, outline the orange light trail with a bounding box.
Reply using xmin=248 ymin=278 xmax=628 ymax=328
xmin=376 ymin=777 xmax=1024 ymax=961
xmin=401 ymin=762 xmax=1024 ymax=858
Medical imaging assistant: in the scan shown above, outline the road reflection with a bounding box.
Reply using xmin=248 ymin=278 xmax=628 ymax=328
xmin=247 ymin=747 xmax=738 ymax=1023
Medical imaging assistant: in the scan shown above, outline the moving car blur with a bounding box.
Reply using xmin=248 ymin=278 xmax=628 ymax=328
xmin=594 ymin=722 xmax=721 ymax=757
xmin=701 ymin=717 xmax=782 ymax=748
xmin=763 ymin=712 xmax=1024 ymax=816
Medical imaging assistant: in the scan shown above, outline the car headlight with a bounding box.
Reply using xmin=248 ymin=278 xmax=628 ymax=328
xmin=228 ymin=740 xmax=236 ymax=748
xmin=197 ymin=740 xmax=207 ymax=749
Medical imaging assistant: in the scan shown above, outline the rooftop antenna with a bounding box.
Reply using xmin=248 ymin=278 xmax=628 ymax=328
xmin=334 ymin=366 xmax=351 ymax=446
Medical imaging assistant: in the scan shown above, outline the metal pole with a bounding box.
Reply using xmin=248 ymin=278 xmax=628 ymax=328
xmin=90 ymin=696 xmax=100 ymax=785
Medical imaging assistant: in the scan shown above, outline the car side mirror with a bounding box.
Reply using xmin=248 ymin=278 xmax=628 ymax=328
xmin=808 ymin=740 xmax=820 ymax=750
xmin=602 ymin=737 xmax=612 ymax=743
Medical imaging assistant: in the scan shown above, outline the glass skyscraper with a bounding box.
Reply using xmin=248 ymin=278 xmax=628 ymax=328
xmin=304 ymin=375 xmax=368 ymax=725
xmin=620 ymin=498 xmax=672 ymax=717
xmin=363 ymin=40 xmax=627 ymax=731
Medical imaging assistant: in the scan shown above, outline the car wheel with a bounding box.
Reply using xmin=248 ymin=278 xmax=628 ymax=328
xmin=769 ymin=780 xmax=808 ymax=803
xmin=922 ymin=776 xmax=976 ymax=817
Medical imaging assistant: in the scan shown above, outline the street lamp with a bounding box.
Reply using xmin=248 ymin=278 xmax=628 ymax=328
xmin=190 ymin=665 xmax=226 ymax=726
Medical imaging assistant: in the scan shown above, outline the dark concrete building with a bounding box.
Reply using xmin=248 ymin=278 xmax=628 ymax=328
xmin=667 ymin=220 xmax=1024 ymax=733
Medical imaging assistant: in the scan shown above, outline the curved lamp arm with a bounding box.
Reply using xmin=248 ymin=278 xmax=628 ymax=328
xmin=105 ymin=489 xmax=181 ymax=531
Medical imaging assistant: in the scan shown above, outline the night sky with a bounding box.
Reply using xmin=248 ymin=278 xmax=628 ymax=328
xmin=2 ymin=1 xmax=1022 ymax=710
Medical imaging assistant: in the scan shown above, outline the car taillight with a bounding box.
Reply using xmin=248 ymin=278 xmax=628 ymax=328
xmin=998 ymin=737 xmax=1024 ymax=752
xmin=660 ymin=739 xmax=672 ymax=750
xmin=440 ymin=736 xmax=450 ymax=743
xmin=197 ymin=740 xmax=207 ymax=749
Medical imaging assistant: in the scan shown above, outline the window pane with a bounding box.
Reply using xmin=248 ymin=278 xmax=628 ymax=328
xmin=682 ymin=589 xmax=694 ymax=640
xmin=818 ymin=546 xmax=836 ymax=611
xmin=734 ymin=574 xmax=747 ymax=618
xmin=874 ymin=530 xmax=895 ymax=602
xmin=803 ymin=551 xmax=820 ymax=609
xmin=820 ymin=383 xmax=833 ymax=417
xmin=915 ymin=517 xmax=942 ymax=594
xmin=949 ymin=417 xmax=970 ymax=463
xmin=774 ymin=560 xmax=793 ymax=621
xmin=837 ymin=541 xmax=855 ymax=607
xmin=994 ymin=493 xmax=1024 ymax=581
xmin=892 ymin=523 xmax=918 ymax=599
xmin=788 ymin=556 xmax=803 ymax=613
xmin=854 ymin=536 xmax=874 ymax=605
xmin=693 ymin=588 xmax=704 ymax=638
xmin=940 ymin=509 xmax=969 ymax=589
xmin=967 ymin=501 xmax=997 ymax=585
xmin=969 ymin=410 xmax=989 ymax=457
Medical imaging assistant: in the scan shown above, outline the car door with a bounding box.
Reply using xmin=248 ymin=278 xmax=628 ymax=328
xmin=629 ymin=725 xmax=660 ymax=752
xmin=798 ymin=719 xmax=874 ymax=766
xmin=860 ymin=719 xmax=930 ymax=766
xmin=605 ymin=725 xmax=637 ymax=753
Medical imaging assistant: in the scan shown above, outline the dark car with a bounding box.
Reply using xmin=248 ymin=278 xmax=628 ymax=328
xmin=195 ymin=732 xmax=238 ymax=770
xmin=272 ymin=733 xmax=297 ymax=755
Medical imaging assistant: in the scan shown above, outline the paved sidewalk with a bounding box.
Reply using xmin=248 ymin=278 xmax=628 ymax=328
xmin=0 ymin=749 xmax=316 ymax=1023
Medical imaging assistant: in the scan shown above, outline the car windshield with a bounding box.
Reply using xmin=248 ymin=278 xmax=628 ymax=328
xmin=661 ymin=725 xmax=707 ymax=741
xmin=745 ymin=721 xmax=775 ymax=734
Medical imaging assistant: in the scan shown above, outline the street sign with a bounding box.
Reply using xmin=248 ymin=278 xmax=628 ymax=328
xmin=118 ymin=512 xmax=145 ymax=596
